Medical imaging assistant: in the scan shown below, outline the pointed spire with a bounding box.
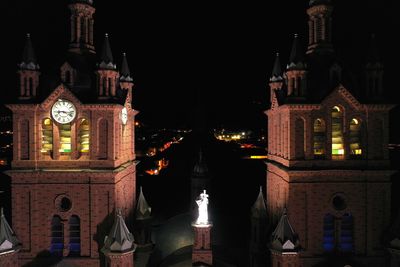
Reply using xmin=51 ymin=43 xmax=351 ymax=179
xmin=103 ymin=210 xmax=135 ymax=252
xmin=271 ymin=208 xmax=300 ymax=252
xmin=270 ymin=53 xmax=283 ymax=82
xmin=367 ymin=34 xmax=381 ymax=65
xmin=99 ymin=33 xmax=116 ymax=70
xmin=19 ymin=33 xmax=39 ymax=70
xmin=287 ymin=34 xmax=305 ymax=70
xmin=120 ymin=52 xmax=133 ymax=82
xmin=0 ymin=207 xmax=20 ymax=252
xmin=136 ymin=187 xmax=152 ymax=220
xmin=192 ymin=149 xmax=209 ymax=177
xmin=251 ymin=187 xmax=267 ymax=218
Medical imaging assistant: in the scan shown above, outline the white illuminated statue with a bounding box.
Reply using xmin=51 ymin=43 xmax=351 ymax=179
xmin=196 ymin=190 xmax=209 ymax=225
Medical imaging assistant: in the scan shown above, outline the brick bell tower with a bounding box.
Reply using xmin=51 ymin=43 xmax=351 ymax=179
xmin=265 ymin=1 xmax=396 ymax=266
xmin=5 ymin=1 xmax=138 ymax=266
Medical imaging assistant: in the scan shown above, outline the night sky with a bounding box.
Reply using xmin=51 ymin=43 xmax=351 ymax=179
xmin=1 ymin=0 xmax=399 ymax=134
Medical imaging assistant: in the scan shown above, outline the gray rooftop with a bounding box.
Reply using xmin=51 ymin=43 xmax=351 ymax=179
xmin=271 ymin=208 xmax=300 ymax=252
xmin=103 ymin=210 xmax=135 ymax=252
xmin=136 ymin=187 xmax=152 ymax=220
xmin=0 ymin=208 xmax=20 ymax=252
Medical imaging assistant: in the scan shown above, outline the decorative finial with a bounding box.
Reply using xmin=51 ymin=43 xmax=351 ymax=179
xmin=26 ymin=33 xmax=30 ymax=38
xmin=116 ymin=208 xmax=122 ymax=216
xmin=140 ymin=186 xmax=143 ymax=193
xmin=276 ymin=52 xmax=279 ymax=56
xmin=294 ymin=33 xmax=298 ymax=38
xmin=105 ymin=33 xmax=109 ymax=38
xmin=283 ymin=207 xmax=288 ymax=215
xmin=123 ymin=52 xmax=126 ymax=57
xmin=0 ymin=207 xmax=4 ymax=216
xmin=259 ymin=186 xmax=262 ymax=192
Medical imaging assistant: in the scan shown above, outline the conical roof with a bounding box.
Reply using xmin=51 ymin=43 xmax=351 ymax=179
xmin=271 ymin=208 xmax=300 ymax=252
xmin=19 ymin=33 xmax=39 ymax=70
xmin=287 ymin=34 xmax=305 ymax=70
xmin=120 ymin=53 xmax=133 ymax=82
xmin=98 ymin=33 xmax=116 ymax=70
xmin=136 ymin=187 xmax=152 ymax=220
xmin=103 ymin=210 xmax=135 ymax=252
xmin=192 ymin=149 xmax=209 ymax=177
xmin=0 ymin=208 xmax=20 ymax=252
xmin=270 ymin=53 xmax=284 ymax=82
xmin=251 ymin=187 xmax=267 ymax=218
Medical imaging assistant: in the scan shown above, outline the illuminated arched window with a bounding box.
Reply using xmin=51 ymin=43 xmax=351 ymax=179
xmin=41 ymin=118 xmax=53 ymax=156
xmin=313 ymin=119 xmax=326 ymax=158
xmin=349 ymin=118 xmax=362 ymax=157
xmin=323 ymin=214 xmax=335 ymax=252
xmin=51 ymin=216 xmax=64 ymax=256
xmin=78 ymin=118 xmax=90 ymax=155
xmin=331 ymin=106 xmax=344 ymax=159
xmin=69 ymin=215 xmax=81 ymax=256
xmin=59 ymin=123 xmax=72 ymax=156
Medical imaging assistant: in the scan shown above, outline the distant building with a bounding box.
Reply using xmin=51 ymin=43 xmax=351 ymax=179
xmin=4 ymin=0 xmax=138 ymax=265
xmin=265 ymin=1 xmax=395 ymax=267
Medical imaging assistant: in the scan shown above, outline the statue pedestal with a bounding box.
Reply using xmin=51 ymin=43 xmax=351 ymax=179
xmin=192 ymin=222 xmax=213 ymax=266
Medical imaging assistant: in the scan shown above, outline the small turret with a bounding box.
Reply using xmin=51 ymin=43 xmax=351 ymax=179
xmin=365 ymin=34 xmax=384 ymax=99
xmin=96 ymin=34 xmax=119 ymax=99
xmin=249 ymin=187 xmax=268 ymax=267
xmin=270 ymin=208 xmax=301 ymax=267
xmin=0 ymin=207 xmax=20 ymax=267
xmin=18 ymin=34 xmax=40 ymax=100
xmin=286 ymin=34 xmax=307 ymax=98
xmin=102 ymin=210 xmax=136 ymax=267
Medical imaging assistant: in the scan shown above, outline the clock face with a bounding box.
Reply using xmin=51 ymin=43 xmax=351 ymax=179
xmin=121 ymin=107 xmax=128 ymax=125
xmin=51 ymin=99 xmax=77 ymax=124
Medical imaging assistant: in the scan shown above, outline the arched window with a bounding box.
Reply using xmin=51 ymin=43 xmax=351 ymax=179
xmin=78 ymin=118 xmax=90 ymax=155
xmin=98 ymin=119 xmax=108 ymax=159
xmin=331 ymin=106 xmax=344 ymax=159
xmin=69 ymin=215 xmax=81 ymax=256
xmin=340 ymin=213 xmax=353 ymax=252
xmin=23 ymin=77 xmax=28 ymax=96
xmin=313 ymin=119 xmax=326 ymax=158
xmin=103 ymin=77 xmax=108 ymax=96
xmin=20 ymin=120 xmax=30 ymax=160
xmin=323 ymin=214 xmax=335 ymax=252
xmin=51 ymin=216 xmax=64 ymax=256
xmin=41 ymin=118 xmax=53 ymax=156
xmin=295 ymin=118 xmax=305 ymax=159
xmin=59 ymin=123 xmax=72 ymax=157
xmin=28 ymin=78 xmax=33 ymax=96
xmin=349 ymin=118 xmax=362 ymax=157
xmin=80 ymin=17 xmax=85 ymax=42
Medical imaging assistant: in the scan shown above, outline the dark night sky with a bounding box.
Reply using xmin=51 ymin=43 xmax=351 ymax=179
xmin=1 ymin=0 xmax=399 ymax=133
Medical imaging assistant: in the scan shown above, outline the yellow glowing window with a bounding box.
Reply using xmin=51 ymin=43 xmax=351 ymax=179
xmin=331 ymin=106 xmax=344 ymax=157
xmin=41 ymin=118 xmax=53 ymax=154
xmin=349 ymin=118 xmax=362 ymax=157
xmin=59 ymin=123 xmax=72 ymax=153
xmin=313 ymin=119 xmax=326 ymax=156
xmin=78 ymin=118 xmax=90 ymax=153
